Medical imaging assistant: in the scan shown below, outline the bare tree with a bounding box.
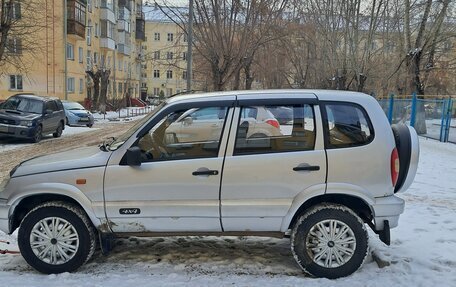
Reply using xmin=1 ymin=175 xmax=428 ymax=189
xmin=0 ymin=0 xmax=46 ymax=74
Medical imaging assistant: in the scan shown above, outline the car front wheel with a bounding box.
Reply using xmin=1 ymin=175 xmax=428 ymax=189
xmin=18 ymin=201 xmax=96 ymax=274
xmin=291 ymin=203 xmax=368 ymax=279
xmin=32 ymin=125 xmax=42 ymax=143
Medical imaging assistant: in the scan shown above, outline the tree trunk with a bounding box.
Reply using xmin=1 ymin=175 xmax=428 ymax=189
xmin=98 ymin=70 xmax=111 ymax=114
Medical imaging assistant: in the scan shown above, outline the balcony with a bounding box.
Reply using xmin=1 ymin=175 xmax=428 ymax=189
xmin=136 ymin=13 xmax=145 ymax=41
xmin=118 ymin=44 xmax=131 ymax=56
xmin=118 ymin=0 xmax=131 ymax=10
xmin=100 ymin=38 xmax=116 ymax=50
xmin=100 ymin=2 xmax=116 ymax=23
xmin=118 ymin=19 xmax=131 ymax=32
xmin=67 ymin=0 xmax=86 ymax=39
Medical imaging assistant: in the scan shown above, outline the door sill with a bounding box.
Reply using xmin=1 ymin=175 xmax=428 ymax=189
xmin=113 ymin=231 xmax=285 ymax=239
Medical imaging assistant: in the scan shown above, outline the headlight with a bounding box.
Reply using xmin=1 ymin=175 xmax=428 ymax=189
xmin=19 ymin=120 xmax=33 ymax=127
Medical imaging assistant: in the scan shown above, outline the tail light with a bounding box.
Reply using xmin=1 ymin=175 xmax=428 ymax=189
xmin=266 ymin=119 xmax=280 ymax=129
xmin=391 ymin=148 xmax=400 ymax=187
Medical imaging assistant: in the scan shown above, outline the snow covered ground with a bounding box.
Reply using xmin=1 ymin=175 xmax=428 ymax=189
xmin=1 ymin=138 xmax=455 ymax=286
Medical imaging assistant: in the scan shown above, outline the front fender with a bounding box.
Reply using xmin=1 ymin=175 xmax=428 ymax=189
xmin=8 ymin=183 xmax=102 ymax=228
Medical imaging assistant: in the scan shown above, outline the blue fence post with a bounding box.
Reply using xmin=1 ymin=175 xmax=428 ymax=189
xmin=440 ymin=99 xmax=448 ymax=142
xmin=388 ymin=94 xmax=394 ymax=124
xmin=410 ymin=92 xmax=417 ymax=127
xmin=444 ymin=98 xmax=453 ymax=142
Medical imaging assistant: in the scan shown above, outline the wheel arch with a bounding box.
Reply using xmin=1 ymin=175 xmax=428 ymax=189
xmin=284 ymin=193 xmax=374 ymax=232
xmin=9 ymin=193 xmax=100 ymax=234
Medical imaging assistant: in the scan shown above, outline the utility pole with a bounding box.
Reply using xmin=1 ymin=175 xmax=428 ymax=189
xmin=186 ymin=0 xmax=193 ymax=93
xmin=63 ymin=0 xmax=68 ymax=100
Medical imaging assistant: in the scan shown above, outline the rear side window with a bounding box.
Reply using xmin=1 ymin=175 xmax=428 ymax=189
xmin=323 ymin=103 xmax=374 ymax=149
xmin=234 ymin=104 xmax=315 ymax=155
xmin=45 ymin=101 xmax=58 ymax=112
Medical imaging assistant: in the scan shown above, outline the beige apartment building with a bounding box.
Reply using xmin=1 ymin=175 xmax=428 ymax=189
xmin=142 ymin=5 xmax=188 ymax=98
xmin=0 ymin=0 xmax=146 ymax=104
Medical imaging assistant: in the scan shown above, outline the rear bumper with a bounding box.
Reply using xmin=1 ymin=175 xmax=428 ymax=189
xmin=0 ymin=199 xmax=10 ymax=234
xmin=371 ymin=195 xmax=405 ymax=231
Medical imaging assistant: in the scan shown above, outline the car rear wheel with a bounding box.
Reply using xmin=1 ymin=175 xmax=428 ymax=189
xmin=291 ymin=204 xmax=368 ymax=279
xmin=32 ymin=125 xmax=43 ymax=143
xmin=87 ymin=123 xmax=93 ymax=128
xmin=53 ymin=122 xmax=63 ymax=138
xmin=18 ymin=201 xmax=96 ymax=274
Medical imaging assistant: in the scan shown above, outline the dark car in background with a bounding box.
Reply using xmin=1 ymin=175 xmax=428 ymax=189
xmin=62 ymin=101 xmax=94 ymax=127
xmin=0 ymin=94 xmax=65 ymax=143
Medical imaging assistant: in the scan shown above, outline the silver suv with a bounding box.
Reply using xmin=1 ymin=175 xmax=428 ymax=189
xmin=0 ymin=90 xmax=419 ymax=278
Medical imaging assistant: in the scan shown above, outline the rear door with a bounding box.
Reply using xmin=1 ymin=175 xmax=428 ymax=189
xmin=43 ymin=100 xmax=59 ymax=132
xmin=220 ymin=94 xmax=327 ymax=231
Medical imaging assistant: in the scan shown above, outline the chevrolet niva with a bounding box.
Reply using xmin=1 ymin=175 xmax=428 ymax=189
xmin=0 ymin=90 xmax=419 ymax=278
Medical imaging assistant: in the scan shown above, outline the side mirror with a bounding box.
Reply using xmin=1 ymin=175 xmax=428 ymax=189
xmin=183 ymin=116 xmax=193 ymax=126
xmin=126 ymin=146 xmax=142 ymax=166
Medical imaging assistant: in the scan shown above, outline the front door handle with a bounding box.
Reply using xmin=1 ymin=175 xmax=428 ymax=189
xmin=293 ymin=164 xmax=320 ymax=172
xmin=192 ymin=168 xmax=219 ymax=176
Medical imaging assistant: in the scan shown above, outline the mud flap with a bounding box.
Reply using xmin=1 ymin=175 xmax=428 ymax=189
xmin=378 ymin=220 xmax=391 ymax=246
xmin=99 ymin=232 xmax=115 ymax=255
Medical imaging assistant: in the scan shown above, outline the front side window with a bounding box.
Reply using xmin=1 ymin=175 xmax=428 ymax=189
xmin=323 ymin=103 xmax=374 ymax=149
xmin=136 ymin=106 xmax=229 ymax=162
xmin=234 ymin=104 xmax=315 ymax=155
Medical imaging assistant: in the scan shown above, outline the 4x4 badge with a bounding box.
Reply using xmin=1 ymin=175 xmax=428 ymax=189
xmin=119 ymin=208 xmax=141 ymax=215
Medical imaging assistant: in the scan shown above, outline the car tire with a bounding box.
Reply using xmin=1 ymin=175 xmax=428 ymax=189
xmin=32 ymin=125 xmax=43 ymax=143
xmin=87 ymin=124 xmax=93 ymax=128
xmin=53 ymin=122 xmax=63 ymax=138
xmin=291 ymin=203 xmax=368 ymax=279
xmin=66 ymin=117 xmax=70 ymax=126
xmin=391 ymin=124 xmax=412 ymax=192
xmin=18 ymin=201 xmax=97 ymax=274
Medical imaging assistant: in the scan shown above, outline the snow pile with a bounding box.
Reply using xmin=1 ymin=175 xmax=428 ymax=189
xmin=1 ymin=138 xmax=455 ymax=286
xmin=93 ymin=106 xmax=154 ymax=124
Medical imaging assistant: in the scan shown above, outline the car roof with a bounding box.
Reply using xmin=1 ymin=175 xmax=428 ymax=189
xmin=10 ymin=93 xmax=60 ymax=102
xmin=166 ymin=89 xmax=371 ymax=104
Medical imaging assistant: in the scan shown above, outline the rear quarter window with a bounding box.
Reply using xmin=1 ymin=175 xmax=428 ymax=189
xmin=323 ymin=102 xmax=374 ymax=149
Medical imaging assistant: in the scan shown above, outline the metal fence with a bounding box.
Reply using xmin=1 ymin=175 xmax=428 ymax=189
xmin=377 ymin=94 xmax=455 ymax=143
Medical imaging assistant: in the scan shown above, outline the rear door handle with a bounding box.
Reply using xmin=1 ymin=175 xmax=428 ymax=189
xmin=293 ymin=164 xmax=320 ymax=172
xmin=192 ymin=168 xmax=219 ymax=176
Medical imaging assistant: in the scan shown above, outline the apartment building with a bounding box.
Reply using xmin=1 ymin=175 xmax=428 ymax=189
xmin=142 ymin=5 xmax=188 ymax=98
xmin=0 ymin=0 xmax=146 ymax=104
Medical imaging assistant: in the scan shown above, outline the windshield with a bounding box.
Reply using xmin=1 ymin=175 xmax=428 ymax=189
xmin=109 ymin=102 xmax=167 ymax=150
xmin=63 ymin=102 xmax=85 ymax=110
xmin=2 ymin=96 xmax=43 ymax=114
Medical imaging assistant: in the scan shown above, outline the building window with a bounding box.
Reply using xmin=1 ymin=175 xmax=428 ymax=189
xmin=69 ymin=0 xmax=86 ymax=25
xmin=95 ymin=22 xmax=99 ymax=37
xmin=118 ymin=82 xmax=123 ymax=94
xmin=154 ymin=32 xmax=160 ymax=41
xmin=153 ymin=70 xmax=160 ymax=78
xmin=67 ymin=77 xmax=75 ymax=93
xmin=183 ymin=33 xmax=187 ymax=42
xmin=67 ymin=43 xmax=74 ymax=60
xmin=154 ymin=51 xmax=160 ymax=59
xmin=94 ymin=52 xmax=98 ymax=64
xmin=153 ymin=87 xmax=160 ymax=96
xmin=7 ymin=38 xmax=22 ymax=54
xmin=182 ymin=52 xmax=187 ymax=61
xmin=101 ymin=0 xmax=114 ymax=10
xmin=183 ymin=71 xmax=187 ymax=80
xmin=87 ymin=50 xmax=92 ymax=69
xmin=166 ymin=52 xmax=173 ymax=60
xmin=78 ymin=47 xmax=83 ymax=63
xmin=101 ymin=20 xmax=114 ymax=38
xmin=87 ymin=0 xmax=92 ymax=12
xmin=9 ymin=75 xmax=23 ymax=90
xmin=79 ymin=78 xmax=84 ymax=93
xmin=11 ymin=2 xmax=21 ymax=20
xmin=166 ymin=88 xmax=172 ymax=96
xmin=166 ymin=70 xmax=173 ymax=79
xmin=167 ymin=33 xmax=173 ymax=42
xmin=87 ymin=20 xmax=92 ymax=46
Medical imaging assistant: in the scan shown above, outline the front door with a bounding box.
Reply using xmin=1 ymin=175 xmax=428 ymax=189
xmin=221 ymin=97 xmax=327 ymax=232
xmin=104 ymin=103 xmax=233 ymax=233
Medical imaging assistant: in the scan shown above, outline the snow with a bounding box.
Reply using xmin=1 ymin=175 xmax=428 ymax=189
xmin=92 ymin=106 xmax=155 ymax=124
xmin=1 ymin=138 xmax=456 ymax=286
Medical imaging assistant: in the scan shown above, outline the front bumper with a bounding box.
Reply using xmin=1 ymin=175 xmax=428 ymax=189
xmin=0 ymin=199 xmax=10 ymax=234
xmin=0 ymin=123 xmax=36 ymax=139
xmin=371 ymin=195 xmax=405 ymax=231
